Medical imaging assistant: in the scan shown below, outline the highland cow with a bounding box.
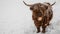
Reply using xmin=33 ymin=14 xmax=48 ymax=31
xmin=23 ymin=1 xmax=56 ymax=33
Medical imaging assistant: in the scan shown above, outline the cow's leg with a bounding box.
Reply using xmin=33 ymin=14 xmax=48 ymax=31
xmin=36 ymin=26 xmax=40 ymax=33
xmin=34 ymin=20 xmax=41 ymax=33
xmin=42 ymin=25 xmax=47 ymax=33
xmin=42 ymin=16 xmax=47 ymax=33
xmin=42 ymin=22 xmax=48 ymax=33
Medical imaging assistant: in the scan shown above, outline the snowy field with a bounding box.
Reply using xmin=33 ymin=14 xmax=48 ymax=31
xmin=0 ymin=0 xmax=60 ymax=34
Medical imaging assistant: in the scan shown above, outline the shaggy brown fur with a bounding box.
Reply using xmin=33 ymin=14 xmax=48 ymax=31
xmin=31 ymin=3 xmax=53 ymax=33
xmin=23 ymin=1 xmax=56 ymax=33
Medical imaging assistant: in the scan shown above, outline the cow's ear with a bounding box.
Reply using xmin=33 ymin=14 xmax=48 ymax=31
xmin=30 ymin=5 xmax=38 ymax=10
xmin=30 ymin=6 xmax=34 ymax=10
xmin=46 ymin=3 xmax=50 ymax=5
xmin=44 ymin=6 xmax=48 ymax=9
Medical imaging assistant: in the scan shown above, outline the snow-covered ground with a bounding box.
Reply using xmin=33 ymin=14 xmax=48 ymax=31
xmin=0 ymin=0 xmax=60 ymax=34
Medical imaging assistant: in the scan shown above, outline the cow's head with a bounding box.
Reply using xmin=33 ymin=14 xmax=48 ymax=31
xmin=23 ymin=1 xmax=56 ymax=17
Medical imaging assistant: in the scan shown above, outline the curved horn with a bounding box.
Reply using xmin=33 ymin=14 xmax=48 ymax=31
xmin=23 ymin=1 xmax=32 ymax=6
xmin=51 ymin=2 xmax=56 ymax=6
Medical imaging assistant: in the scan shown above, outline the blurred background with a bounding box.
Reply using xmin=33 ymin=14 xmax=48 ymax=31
xmin=0 ymin=0 xmax=60 ymax=34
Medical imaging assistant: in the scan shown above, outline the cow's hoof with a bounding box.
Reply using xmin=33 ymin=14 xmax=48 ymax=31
xmin=37 ymin=31 xmax=40 ymax=33
xmin=42 ymin=30 xmax=46 ymax=33
xmin=47 ymin=23 xmax=50 ymax=26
